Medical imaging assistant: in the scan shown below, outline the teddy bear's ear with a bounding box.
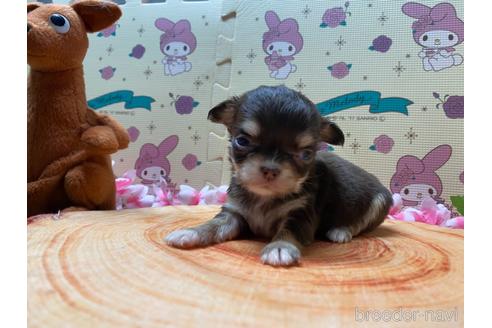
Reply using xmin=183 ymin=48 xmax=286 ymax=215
xmin=27 ymin=2 xmax=41 ymax=13
xmin=71 ymin=0 xmax=122 ymax=33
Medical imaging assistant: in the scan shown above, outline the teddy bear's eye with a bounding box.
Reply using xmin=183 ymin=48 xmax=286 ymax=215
xmin=49 ymin=14 xmax=70 ymax=34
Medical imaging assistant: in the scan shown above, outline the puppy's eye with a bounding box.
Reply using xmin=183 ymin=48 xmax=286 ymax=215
xmin=160 ymin=170 xmax=165 ymax=176
xmin=49 ymin=14 xmax=70 ymax=34
xmin=166 ymin=45 xmax=170 ymax=51
xmin=423 ymin=35 xmax=428 ymax=42
xmin=234 ymin=136 xmax=251 ymax=149
xmin=448 ymin=34 xmax=454 ymax=41
xmin=428 ymin=188 xmax=434 ymax=195
xmin=299 ymin=149 xmax=314 ymax=161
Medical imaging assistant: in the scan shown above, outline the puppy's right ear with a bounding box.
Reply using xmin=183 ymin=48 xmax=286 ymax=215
xmin=207 ymin=97 xmax=240 ymax=127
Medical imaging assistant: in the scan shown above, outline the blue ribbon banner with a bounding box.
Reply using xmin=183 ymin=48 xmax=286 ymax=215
xmin=316 ymin=91 xmax=412 ymax=116
xmin=88 ymin=90 xmax=155 ymax=111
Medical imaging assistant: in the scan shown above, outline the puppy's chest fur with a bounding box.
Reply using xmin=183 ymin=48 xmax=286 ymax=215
xmin=226 ymin=191 xmax=309 ymax=238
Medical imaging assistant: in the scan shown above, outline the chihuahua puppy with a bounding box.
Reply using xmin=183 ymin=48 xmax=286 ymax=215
xmin=166 ymin=86 xmax=392 ymax=267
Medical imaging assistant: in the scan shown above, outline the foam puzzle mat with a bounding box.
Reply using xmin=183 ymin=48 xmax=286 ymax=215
xmin=32 ymin=0 xmax=464 ymax=214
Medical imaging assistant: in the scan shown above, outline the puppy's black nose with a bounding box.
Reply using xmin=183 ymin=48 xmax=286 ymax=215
xmin=27 ymin=23 xmax=32 ymax=33
xmin=260 ymin=166 xmax=280 ymax=182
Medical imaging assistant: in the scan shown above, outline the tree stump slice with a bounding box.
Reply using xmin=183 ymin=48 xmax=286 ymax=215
xmin=28 ymin=206 xmax=463 ymax=327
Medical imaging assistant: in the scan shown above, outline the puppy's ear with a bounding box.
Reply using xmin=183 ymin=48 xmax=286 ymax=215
xmin=320 ymin=117 xmax=344 ymax=145
xmin=207 ymin=97 xmax=240 ymax=127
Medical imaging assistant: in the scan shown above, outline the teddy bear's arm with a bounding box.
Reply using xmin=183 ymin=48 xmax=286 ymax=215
xmin=86 ymin=110 xmax=130 ymax=150
xmin=81 ymin=126 xmax=122 ymax=154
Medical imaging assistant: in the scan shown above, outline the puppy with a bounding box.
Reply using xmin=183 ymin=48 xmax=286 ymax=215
xmin=166 ymin=86 xmax=393 ymax=267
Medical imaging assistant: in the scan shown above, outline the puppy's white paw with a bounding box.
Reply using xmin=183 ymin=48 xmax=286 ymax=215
xmin=165 ymin=229 xmax=201 ymax=249
xmin=260 ymin=241 xmax=300 ymax=267
xmin=326 ymin=227 xmax=352 ymax=243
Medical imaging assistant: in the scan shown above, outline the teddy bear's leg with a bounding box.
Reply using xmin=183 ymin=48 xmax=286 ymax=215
xmin=28 ymin=175 xmax=65 ymax=217
xmin=64 ymin=158 xmax=116 ymax=211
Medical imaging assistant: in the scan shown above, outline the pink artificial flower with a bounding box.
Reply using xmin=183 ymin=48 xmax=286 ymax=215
xmin=175 ymin=185 xmax=201 ymax=205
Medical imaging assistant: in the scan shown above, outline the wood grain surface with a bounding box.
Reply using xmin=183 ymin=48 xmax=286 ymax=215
xmin=27 ymin=206 xmax=463 ymax=327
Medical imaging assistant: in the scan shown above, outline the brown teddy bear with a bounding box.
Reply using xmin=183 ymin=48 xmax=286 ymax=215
xmin=27 ymin=0 xmax=130 ymax=217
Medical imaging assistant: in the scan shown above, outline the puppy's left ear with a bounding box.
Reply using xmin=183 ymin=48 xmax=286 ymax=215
xmin=72 ymin=0 xmax=122 ymax=33
xmin=207 ymin=96 xmax=240 ymax=127
xmin=320 ymin=117 xmax=345 ymax=145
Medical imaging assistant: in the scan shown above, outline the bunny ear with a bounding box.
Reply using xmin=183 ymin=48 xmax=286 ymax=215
xmin=422 ymin=145 xmax=452 ymax=171
xmin=430 ymin=3 xmax=457 ymax=22
xmin=402 ymin=2 xmax=431 ymax=18
xmin=155 ymin=17 xmax=174 ymax=32
xmin=265 ymin=10 xmax=280 ymax=28
xmin=278 ymin=18 xmax=299 ymax=34
xmin=139 ymin=143 xmax=159 ymax=158
xmin=174 ymin=20 xmax=192 ymax=35
xmin=397 ymin=155 xmax=425 ymax=174
xmin=158 ymin=135 xmax=179 ymax=156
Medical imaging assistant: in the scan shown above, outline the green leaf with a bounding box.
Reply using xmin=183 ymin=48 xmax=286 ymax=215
xmin=450 ymin=196 xmax=464 ymax=215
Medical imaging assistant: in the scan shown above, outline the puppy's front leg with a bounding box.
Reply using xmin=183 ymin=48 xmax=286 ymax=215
xmin=261 ymin=210 xmax=317 ymax=267
xmin=165 ymin=208 xmax=246 ymax=249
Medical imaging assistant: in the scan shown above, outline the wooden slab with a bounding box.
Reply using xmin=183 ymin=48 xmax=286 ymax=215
xmin=28 ymin=206 xmax=463 ymax=327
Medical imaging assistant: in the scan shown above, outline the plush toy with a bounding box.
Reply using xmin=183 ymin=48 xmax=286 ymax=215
xmin=27 ymin=1 xmax=129 ymax=217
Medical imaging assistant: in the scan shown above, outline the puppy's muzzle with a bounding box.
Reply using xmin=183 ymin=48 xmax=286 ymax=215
xmin=260 ymin=164 xmax=280 ymax=182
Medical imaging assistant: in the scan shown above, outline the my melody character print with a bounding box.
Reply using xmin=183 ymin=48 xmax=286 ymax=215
xmin=402 ymin=2 xmax=463 ymax=72
xmin=390 ymin=145 xmax=452 ymax=207
xmin=134 ymin=135 xmax=179 ymax=186
xmin=155 ymin=18 xmax=197 ymax=76
xmin=263 ymin=11 xmax=303 ymax=80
